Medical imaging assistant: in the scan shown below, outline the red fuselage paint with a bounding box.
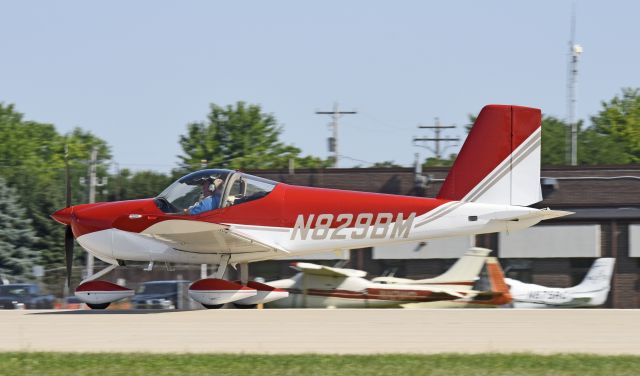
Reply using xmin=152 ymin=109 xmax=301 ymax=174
xmin=53 ymin=184 xmax=449 ymax=238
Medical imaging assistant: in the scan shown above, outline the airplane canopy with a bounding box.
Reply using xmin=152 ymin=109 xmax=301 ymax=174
xmin=154 ymin=169 xmax=278 ymax=214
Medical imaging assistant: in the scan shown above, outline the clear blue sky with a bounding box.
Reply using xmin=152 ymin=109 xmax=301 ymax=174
xmin=1 ymin=1 xmax=638 ymax=172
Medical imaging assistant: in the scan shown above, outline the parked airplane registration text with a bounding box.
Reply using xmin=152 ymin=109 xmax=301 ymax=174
xmin=291 ymin=212 xmax=416 ymax=241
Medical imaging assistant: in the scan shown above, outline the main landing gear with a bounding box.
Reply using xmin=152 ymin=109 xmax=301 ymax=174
xmin=73 ymin=256 xmax=288 ymax=310
xmin=188 ymin=258 xmax=288 ymax=309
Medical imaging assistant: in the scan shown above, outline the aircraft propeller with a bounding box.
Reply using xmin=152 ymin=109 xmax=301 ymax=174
xmin=63 ymin=144 xmax=74 ymax=289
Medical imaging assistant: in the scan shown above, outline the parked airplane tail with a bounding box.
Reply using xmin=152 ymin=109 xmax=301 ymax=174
xmin=437 ymin=105 xmax=542 ymax=206
xmin=412 ymin=247 xmax=491 ymax=285
xmin=484 ymin=257 xmax=512 ymax=305
xmin=570 ymin=258 xmax=616 ymax=295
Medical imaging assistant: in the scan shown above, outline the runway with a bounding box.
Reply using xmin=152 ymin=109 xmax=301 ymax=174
xmin=1 ymin=309 xmax=639 ymax=354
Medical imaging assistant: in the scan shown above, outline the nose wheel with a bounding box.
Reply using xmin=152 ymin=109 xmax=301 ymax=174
xmin=86 ymin=302 xmax=111 ymax=310
xmin=202 ymin=304 xmax=224 ymax=309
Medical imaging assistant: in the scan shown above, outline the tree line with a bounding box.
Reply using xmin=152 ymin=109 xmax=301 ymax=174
xmin=0 ymin=89 xmax=639 ymax=286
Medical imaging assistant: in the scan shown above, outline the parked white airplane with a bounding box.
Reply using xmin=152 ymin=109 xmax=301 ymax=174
xmin=401 ymin=257 xmax=512 ymax=308
xmin=265 ymin=248 xmax=491 ymax=308
xmin=505 ymin=258 xmax=615 ymax=308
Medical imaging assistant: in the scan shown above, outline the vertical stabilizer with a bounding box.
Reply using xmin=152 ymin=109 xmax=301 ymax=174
xmin=485 ymin=257 xmax=510 ymax=294
xmin=437 ymin=105 xmax=542 ymax=206
xmin=570 ymin=258 xmax=616 ymax=293
xmin=412 ymin=247 xmax=490 ymax=285
xmin=485 ymin=257 xmax=511 ymax=302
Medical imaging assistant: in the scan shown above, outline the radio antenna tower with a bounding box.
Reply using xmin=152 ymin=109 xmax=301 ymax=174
xmin=566 ymin=3 xmax=583 ymax=166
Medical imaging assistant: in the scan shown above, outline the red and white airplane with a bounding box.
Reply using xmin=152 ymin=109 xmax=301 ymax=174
xmin=52 ymin=104 xmax=570 ymax=309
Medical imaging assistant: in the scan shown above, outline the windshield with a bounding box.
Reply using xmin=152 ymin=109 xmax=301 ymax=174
xmin=0 ymin=285 xmax=36 ymax=296
xmin=222 ymin=173 xmax=278 ymax=207
xmin=155 ymin=169 xmax=232 ymax=213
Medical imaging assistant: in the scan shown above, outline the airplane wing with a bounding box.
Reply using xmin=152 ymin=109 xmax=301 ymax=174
xmin=372 ymin=283 xmax=471 ymax=299
xmin=138 ymin=219 xmax=284 ymax=254
xmin=418 ymin=286 xmax=470 ymax=299
xmin=291 ymin=262 xmax=367 ymax=278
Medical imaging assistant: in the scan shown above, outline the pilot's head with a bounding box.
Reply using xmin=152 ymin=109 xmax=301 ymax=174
xmin=202 ymin=178 xmax=223 ymax=197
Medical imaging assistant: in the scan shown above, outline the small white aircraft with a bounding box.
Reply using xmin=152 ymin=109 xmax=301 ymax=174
xmin=401 ymin=257 xmax=512 ymax=309
xmin=505 ymin=258 xmax=615 ymax=308
xmin=265 ymin=248 xmax=492 ymax=308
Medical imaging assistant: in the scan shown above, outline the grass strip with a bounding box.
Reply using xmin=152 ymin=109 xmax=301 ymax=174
xmin=1 ymin=352 xmax=639 ymax=376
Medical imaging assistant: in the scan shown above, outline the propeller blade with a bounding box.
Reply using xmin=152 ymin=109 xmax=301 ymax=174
xmin=64 ymin=225 xmax=74 ymax=289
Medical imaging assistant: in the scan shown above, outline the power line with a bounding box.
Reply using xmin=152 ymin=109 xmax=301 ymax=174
xmin=413 ymin=117 xmax=459 ymax=160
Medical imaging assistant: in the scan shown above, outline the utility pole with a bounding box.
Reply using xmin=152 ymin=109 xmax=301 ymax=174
xmin=413 ymin=117 xmax=459 ymax=161
xmin=77 ymin=146 xmax=108 ymax=279
xmin=315 ymin=102 xmax=357 ymax=167
xmin=200 ymin=159 xmax=208 ymax=277
xmin=566 ymin=3 xmax=583 ymax=166
xmin=86 ymin=146 xmax=98 ymax=278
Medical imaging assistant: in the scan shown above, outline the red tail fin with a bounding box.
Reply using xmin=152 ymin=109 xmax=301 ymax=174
xmin=437 ymin=105 xmax=542 ymax=206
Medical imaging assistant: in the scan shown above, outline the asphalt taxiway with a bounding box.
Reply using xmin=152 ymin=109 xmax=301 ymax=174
xmin=1 ymin=309 xmax=638 ymax=354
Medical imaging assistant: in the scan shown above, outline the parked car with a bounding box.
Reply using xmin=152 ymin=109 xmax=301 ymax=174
xmin=62 ymin=296 xmax=86 ymax=309
xmin=0 ymin=284 xmax=55 ymax=309
xmin=131 ymin=280 xmax=198 ymax=309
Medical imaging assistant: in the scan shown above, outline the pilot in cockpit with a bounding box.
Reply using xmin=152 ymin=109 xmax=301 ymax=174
xmin=184 ymin=177 xmax=224 ymax=215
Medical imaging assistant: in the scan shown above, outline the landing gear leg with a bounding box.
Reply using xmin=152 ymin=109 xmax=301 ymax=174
xmin=239 ymin=262 xmax=249 ymax=285
xmin=80 ymin=264 xmax=117 ymax=284
xmin=212 ymin=255 xmax=231 ymax=279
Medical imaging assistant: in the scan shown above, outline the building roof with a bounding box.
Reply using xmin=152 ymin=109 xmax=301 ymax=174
xmin=248 ymin=165 xmax=640 ymax=213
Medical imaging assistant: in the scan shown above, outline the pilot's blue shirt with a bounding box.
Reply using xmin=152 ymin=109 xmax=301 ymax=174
xmin=188 ymin=195 xmax=220 ymax=215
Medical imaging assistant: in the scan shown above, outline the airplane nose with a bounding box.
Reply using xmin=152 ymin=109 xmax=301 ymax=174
xmin=52 ymin=207 xmax=73 ymax=225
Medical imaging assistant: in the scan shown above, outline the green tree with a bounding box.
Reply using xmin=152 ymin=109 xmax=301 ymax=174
xmin=178 ymin=102 xmax=330 ymax=171
xmin=0 ymin=178 xmax=39 ymax=281
xmin=107 ymin=169 xmax=173 ymax=201
xmin=423 ymin=154 xmax=456 ymax=168
xmin=0 ymin=103 xmax=111 ymax=288
xmin=371 ymin=161 xmax=403 ymax=168
xmin=587 ymin=88 xmax=640 ymax=164
xmin=540 ymin=116 xmax=569 ymax=166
